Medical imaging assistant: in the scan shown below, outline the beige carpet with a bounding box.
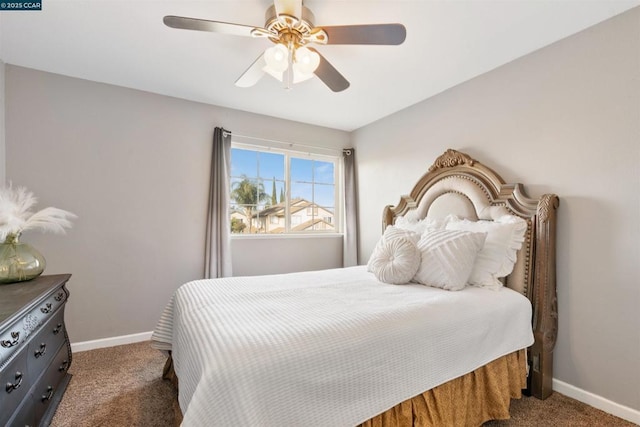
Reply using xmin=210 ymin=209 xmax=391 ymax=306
xmin=51 ymin=341 xmax=176 ymax=427
xmin=51 ymin=341 xmax=637 ymax=427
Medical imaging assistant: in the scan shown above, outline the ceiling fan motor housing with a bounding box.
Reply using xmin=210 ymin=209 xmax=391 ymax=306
xmin=264 ymin=5 xmax=327 ymax=46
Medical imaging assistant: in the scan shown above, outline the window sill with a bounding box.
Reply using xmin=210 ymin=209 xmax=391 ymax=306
xmin=231 ymin=233 xmax=343 ymax=240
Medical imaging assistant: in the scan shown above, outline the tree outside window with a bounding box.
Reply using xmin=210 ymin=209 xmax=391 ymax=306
xmin=230 ymin=146 xmax=338 ymax=234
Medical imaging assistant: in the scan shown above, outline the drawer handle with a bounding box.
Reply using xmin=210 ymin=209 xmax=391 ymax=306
xmin=54 ymin=292 xmax=64 ymax=302
xmin=40 ymin=303 xmax=52 ymax=314
xmin=34 ymin=343 xmax=47 ymax=358
xmin=52 ymin=323 xmax=63 ymax=335
xmin=1 ymin=331 xmax=20 ymax=348
xmin=58 ymin=360 xmax=69 ymax=372
xmin=41 ymin=385 xmax=54 ymax=402
xmin=5 ymin=371 xmax=23 ymax=393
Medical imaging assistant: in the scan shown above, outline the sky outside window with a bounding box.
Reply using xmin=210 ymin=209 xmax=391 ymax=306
xmin=230 ymin=147 xmax=337 ymax=233
xmin=231 ymin=148 xmax=335 ymax=207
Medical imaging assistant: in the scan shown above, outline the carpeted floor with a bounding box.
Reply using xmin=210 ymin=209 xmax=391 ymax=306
xmin=50 ymin=341 xmax=176 ymax=427
xmin=51 ymin=341 xmax=636 ymax=427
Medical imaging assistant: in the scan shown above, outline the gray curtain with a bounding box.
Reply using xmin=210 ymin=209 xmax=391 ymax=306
xmin=204 ymin=127 xmax=232 ymax=278
xmin=343 ymin=148 xmax=359 ymax=267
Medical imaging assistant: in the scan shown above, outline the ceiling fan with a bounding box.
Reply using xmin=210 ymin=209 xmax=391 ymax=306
xmin=164 ymin=0 xmax=406 ymax=92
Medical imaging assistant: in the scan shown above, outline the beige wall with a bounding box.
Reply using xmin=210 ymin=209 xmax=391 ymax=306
xmin=353 ymin=9 xmax=639 ymax=411
xmin=5 ymin=66 xmax=349 ymax=343
xmin=232 ymin=236 xmax=342 ymax=277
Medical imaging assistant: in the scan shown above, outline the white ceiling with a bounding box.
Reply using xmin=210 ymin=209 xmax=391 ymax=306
xmin=1 ymin=1 xmax=637 ymax=131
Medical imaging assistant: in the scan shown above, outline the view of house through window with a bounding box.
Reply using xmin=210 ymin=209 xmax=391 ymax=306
xmin=230 ymin=145 xmax=338 ymax=234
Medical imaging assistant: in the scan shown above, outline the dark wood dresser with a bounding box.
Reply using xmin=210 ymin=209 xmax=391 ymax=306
xmin=0 ymin=274 xmax=72 ymax=427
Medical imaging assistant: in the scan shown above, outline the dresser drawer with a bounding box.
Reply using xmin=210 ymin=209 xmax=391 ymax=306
xmin=33 ymin=344 xmax=70 ymax=422
xmin=27 ymin=309 xmax=65 ymax=380
xmin=0 ymin=354 xmax=30 ymax=426
xmin=1 ymin=281 xmax=68 ymax=369
xmin=6 ymin=390 xmax=35 ymax=427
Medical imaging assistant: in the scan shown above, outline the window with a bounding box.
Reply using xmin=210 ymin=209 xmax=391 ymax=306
xmin=230 ymin=145 xmax=340 ymax=235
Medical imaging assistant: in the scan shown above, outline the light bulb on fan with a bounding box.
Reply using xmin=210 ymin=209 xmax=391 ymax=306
xmin=294 ymin=46 xmax=320 ymax=74
xmin=264 ymin=44 xmax=289 ymax=73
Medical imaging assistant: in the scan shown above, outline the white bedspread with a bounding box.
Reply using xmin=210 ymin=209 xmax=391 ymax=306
xmin=151 ymin=266 xmax=533 ymax=427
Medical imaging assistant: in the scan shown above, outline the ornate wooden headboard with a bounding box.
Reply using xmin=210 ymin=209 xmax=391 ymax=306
xmin=382 ymin=149 xmax=559 ymax=400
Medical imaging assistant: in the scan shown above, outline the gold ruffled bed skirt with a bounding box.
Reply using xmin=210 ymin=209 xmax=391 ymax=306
xmin=359 ymin=350 xmax=527 ymax=427
xmin=164 ymin=349 xmax=526 ymax=427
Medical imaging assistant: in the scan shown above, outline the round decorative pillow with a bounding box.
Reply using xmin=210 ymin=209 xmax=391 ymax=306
xmin=368 ymin=237 xmax=420 ymax=285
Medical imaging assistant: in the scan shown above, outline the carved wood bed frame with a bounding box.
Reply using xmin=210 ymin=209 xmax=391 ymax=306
xmin=381 ymin=149 xmax=559 ymax=400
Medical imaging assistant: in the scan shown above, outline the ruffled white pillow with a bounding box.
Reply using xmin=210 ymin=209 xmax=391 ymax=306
xmin=412 ymin=229 xmax=487 ymax=291
xmin=394 ymin=212 xmax=451 ymax=235
xmin=367 ymin=237 xmax=421 ymax=285
xmin=446 ymin=214 xmax=527 ymax=290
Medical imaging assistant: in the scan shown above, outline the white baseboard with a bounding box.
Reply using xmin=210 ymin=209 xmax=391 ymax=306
xmin=71 ymin=331 xmax=153 ymax=353
xmin=553 ymin=378 xmax=640 ymax=425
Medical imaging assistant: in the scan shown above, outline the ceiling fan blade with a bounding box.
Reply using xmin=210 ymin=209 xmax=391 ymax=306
xmin=274 ymin=0 xmax=302 ymax=21
xmin=308 ymin=48 xmax=350 ymax=93
xmin=163 ymin=15 xmax=257 ymax=37
xmin=235 ymin=53 xmax=267 ymax=88
xmin=322 ymin=24 xmax=406 ymax=45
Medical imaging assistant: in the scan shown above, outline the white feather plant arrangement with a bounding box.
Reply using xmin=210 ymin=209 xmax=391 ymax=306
xmin=0 ymin=184 xmax=77 ymax=243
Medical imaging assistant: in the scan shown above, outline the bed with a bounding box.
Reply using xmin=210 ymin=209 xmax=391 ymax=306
xmin=151 ymin=149 xmax=559 ymax=426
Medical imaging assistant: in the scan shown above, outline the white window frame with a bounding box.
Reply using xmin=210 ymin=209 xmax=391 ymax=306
xmin=230 ymin=142 xmax=343 ymax=237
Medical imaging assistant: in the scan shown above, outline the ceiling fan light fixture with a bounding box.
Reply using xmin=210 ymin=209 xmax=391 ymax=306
xmin=291 ymin=64 xmax=315 ymax=83
xmin=263 ymin=66 xmax=283 ymax=82
xmin=294 ymin=46 xmax=320 ymax=74
xmin=264 ymin=63 xmax=314 ymax=84
xmin=264 ymin=44 xmax=289 ymax=72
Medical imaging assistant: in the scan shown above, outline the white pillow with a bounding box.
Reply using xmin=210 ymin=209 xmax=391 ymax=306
xmin=395 ymin=212 xmax=450 ymax=235
xmin=446 ymin=215 xmax=527 ymax=290
xmin=368 ymin=237 xmax=421 ymax=285
xmin=412 ymin=229 xmax=487 ymax=291
xmin=367 ymin=225 xmax=420 ymax=274
xmin=381 ymin=224 xmax=420 ymax=243
xmin=367 ymin=225 xmax=420 ymax=273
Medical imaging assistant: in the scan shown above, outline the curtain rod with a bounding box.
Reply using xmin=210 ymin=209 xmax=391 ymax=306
xmin=223 ymin=131 xmax=343 ymax=155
